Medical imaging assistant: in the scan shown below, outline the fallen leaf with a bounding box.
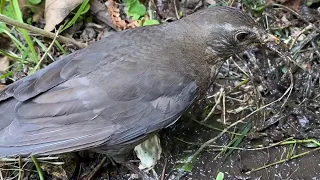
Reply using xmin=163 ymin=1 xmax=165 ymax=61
xmin=134 ymin=135 xmax=162 ymax=170
xmin=267 ymin=0 xmax=304 ymax=11
xmin=105 ymin=0 xmax=140 ymax=30
xmin=44 ymin=0 xmax=84 ymax=31
xmin=283 ymin=0 xmax=304 ymax=11
xmin=0 ymin=84 xmax=5 ymax=90
xmin=106 ymin=0 xmax=127 ymax=29
xmin=41 ymin=153 xmax=78 ymax=179
xmin=0 ymin=56 xmax=9 ymax=72
xmin=90 ymin=0 xmax=119 ymax=31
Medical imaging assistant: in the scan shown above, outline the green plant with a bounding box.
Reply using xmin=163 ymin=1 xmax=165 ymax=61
xmin=124 ymin=0 xmax=146 ymax=20
xmin=61 ymin=0 xmax=91 ymax=32
xmin=242 ymin=0 xmax=266 ymax=16
xmin=215 ymin=172 xmax=224 ymax=180
xmin=28 ymin=0 xmax=41 ymax=5
xmin=123 ymin=0 xmax=159 ymax=26
xmin=0 ymin=0 xmax=38 ymax=66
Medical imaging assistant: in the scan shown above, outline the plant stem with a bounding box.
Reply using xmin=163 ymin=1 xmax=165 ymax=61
xmin=0 ymin=14 xmax=87 ymax=48
xmin=31 ymin=156 xmax=44 ymax=180
xmin=12 ymin=0 xmax=38 ymax=62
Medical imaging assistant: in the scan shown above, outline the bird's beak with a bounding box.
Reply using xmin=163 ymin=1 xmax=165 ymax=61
xmin=261 ymin=33 xmax=280 ymax=44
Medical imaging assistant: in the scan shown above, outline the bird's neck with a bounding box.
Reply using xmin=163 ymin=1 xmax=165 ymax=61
xmin=155 ymin=22 xmax=217 ymax=83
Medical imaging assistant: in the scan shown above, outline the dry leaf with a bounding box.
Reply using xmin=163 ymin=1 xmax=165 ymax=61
xmin=90 ymin=0 xmax=119 ymax=31
xmin=267 ymin=0 xmax=304 ymax=11
xmin=0 ymin=56 xmax=9 ymax=72
xmin=105 ymin=0 xmax=140 ymax=30
xmin=41 ymin=153 xmax=77 ymax=179
xmin=44 ymin=0 xmax=84 ymax=31
xmin=285 ymin=0 xmax=304 ymax=11
xmin=106 ymin=0 xmax=127 ymax=29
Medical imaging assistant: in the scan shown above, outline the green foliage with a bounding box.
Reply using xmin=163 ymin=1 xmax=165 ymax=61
xmin=80 ymin=2 xmax=90 ymax=15
xmin=31 ymin=156 xmax=45 ymax=180
xmin=61 ymin=0 xmax=91 ymax=32
xmin=0 ymin=0 xmax=38 ymax=64
xmin=215 ymin=172 xmax=224 ymax=180
xmin=224 ymin=122 xmax=252 ymax=157
xmin=208 ymin=1 xmax=227 ymax=8
xmin=28 ymin=0 xmax=42 ymax=5
xmin=124 ymin=0 xmax=159 ymax=26
xmin=242 ymin=0 xmax=266 ymax=16
xmin=12 ymin=0 xmax=23 ymax=22
xmin=124 ymin=0 xmax=146 ymax=19
xmin=2 ymin=3 xmax=15 ymax=19
xmin=0 ymin=22 xmax=5 ymax=33
xmin=142 ymin=19 xmax=159 ymax=26
xmin=179 ymin=162 xmax=193 ymax=172
xmin=177 ymin=156 xmax=194 ymax=172
xmin=306 ymin=0 xmax=320 ymax=6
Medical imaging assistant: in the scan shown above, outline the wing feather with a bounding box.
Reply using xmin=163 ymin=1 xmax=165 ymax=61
xmin=0 ymin=30 xmax=201 ymax=157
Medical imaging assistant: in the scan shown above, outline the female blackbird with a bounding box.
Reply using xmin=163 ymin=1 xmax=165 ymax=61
xmin=0 ymin=7 xmax=272 ymax=161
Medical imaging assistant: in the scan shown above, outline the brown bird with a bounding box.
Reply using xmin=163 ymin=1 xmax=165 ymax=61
xmin=0 ymin=6 xmax=271 ymax=164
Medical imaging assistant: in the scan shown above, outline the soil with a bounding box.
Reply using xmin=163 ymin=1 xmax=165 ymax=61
xmin=159 ymin=115 xmax=320 ymax=180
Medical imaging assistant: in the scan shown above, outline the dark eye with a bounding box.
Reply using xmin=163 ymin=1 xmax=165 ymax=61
xmin=234 ymin=31 xmax=251 ymax=42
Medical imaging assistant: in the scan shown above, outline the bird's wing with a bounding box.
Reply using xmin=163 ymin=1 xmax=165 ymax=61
xmin=0 ymin=53 xmax=198 ymax=157
xmin=0 ymin=36 xmax=127 ymax=102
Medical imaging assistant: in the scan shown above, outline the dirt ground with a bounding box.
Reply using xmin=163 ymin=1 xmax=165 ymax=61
xmin=160 ymin=115 xmax=320 ymax=180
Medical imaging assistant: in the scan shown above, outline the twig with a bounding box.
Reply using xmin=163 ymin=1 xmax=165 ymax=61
xmin=18 ymin=157 xmax=23 ymax=180
xmin=286 ymin=167 xmax=299 ymax=180
xmin=173 ymin=0 xmax=180 ymax=20
xmin=203 ymin=88 xmax=224 ymax=122
xmin=87 ymin=156 xmax=107 ymax=180
xmin=0 ymin=170 xmax=3 ymax=180
xmin=281 ymin=69 xmax=293 ymax=108
xmin=192 ymin=119 xmax=242 ymax=135
xmin=289 ymin=24 xmax=313 ymax=50
xmin=0 ymin=157 xmax=59 ymax=162
xmin=269 ymin=3 xmax=320 ymax=32
xmin=222 ymin=91 xmax=226 ymax=124
xmin=188 ymin=84 xmax=293 ymax=162
xmin=311 ymin=40 xmax=320 ymax=59
xmin=247 ymin=147 xmax=320 ymax=174
xmin=177 ymin=137 xmax=300 ymax=151
xmin=31 ymin=26 xmax=61 ymax=74
xmin=160 ymin=160 xmax=167 ymax=180
xmin=0 ymin=14 xmax=87 ymax=48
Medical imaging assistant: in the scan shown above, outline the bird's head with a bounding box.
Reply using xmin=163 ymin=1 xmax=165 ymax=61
xmin=182 ymin=6 xmax=277 ymax=62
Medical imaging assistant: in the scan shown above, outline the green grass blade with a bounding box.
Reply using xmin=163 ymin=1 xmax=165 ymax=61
xmin=61 ymin=0 xmax=90 ymax=32
xmin=224 ymin=122 xmax=252 ymax=157
xmin=11 ymin=0 xmax=38 ymax=63
xmin=31 ymin=156 xmax=44 ymax=180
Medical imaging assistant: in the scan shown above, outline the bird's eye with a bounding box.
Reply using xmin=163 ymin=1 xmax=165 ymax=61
xmin=234 ymin=31 xmax=251 ymax=42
